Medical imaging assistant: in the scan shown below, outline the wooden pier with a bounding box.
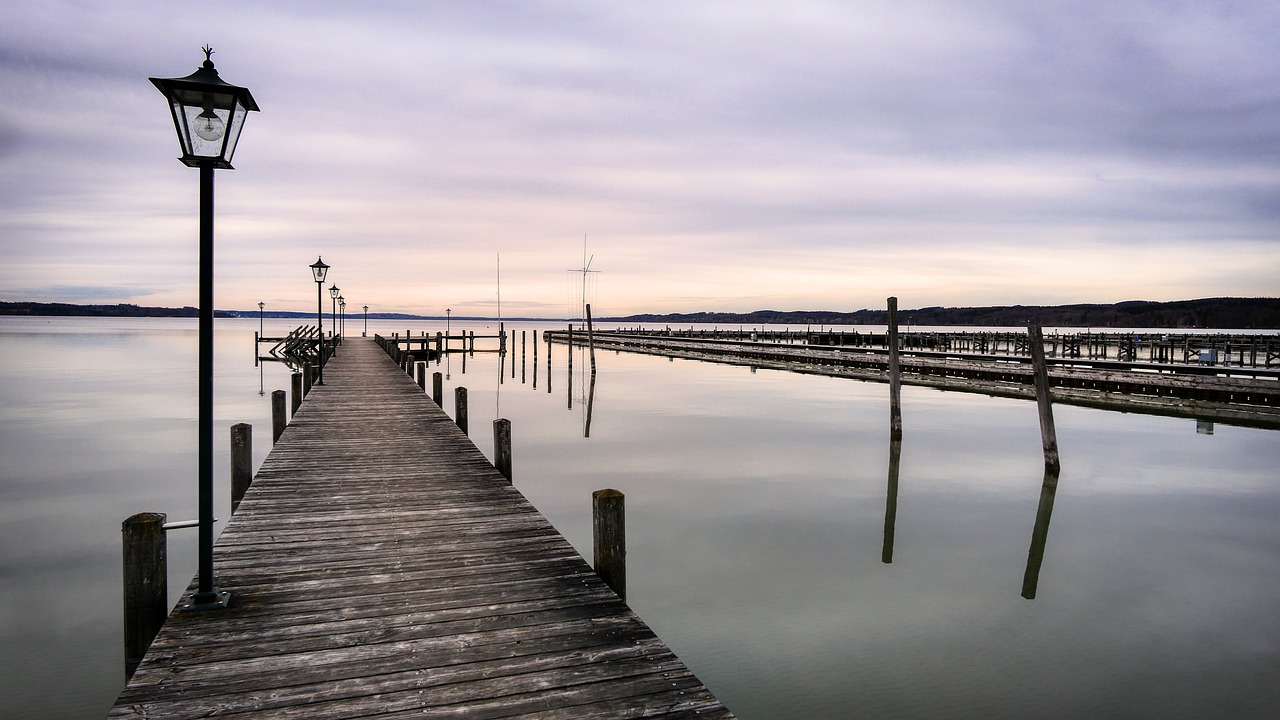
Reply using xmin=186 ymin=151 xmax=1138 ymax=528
xmin=548 ymin=330 xmax=1280 ymax=429
xmin=110 ymin=337 xmax=732 ymax=718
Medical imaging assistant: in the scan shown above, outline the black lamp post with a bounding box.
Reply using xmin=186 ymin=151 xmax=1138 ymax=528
xmin=150 ymin=47 xmax=259 ymax=611
xmin=338 ymin=296 xmax=345 ymax=339
xmin=329 ymin=284 xmax=340 ymax=347
xmin=258 ymin=301 xmax=264 ymax=336
xmin=310 ymin=257 xmax=329 ymax=384
xmin=363 ymin=305 xmax=369 ymax=337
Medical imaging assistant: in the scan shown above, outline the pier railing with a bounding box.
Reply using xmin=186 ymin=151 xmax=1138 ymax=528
xmin=254 ymin=323 xmax=337 ymax=371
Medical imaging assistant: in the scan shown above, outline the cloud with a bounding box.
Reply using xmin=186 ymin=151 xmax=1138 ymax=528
xmin=0 ymin=1 xmax=1277 ymax=316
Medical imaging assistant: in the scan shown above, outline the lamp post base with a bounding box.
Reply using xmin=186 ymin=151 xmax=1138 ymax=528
xmin=178 ymin=589 xmax=231 ymax=612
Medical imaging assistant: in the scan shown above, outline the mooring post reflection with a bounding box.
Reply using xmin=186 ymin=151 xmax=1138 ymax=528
xmin=1021 ymin=467 xmax=1062 ymax=600
xmin=584 ymin=369 xmax=597 ymax=438
xmin=882 ymin=438 xmax=902 ymax=564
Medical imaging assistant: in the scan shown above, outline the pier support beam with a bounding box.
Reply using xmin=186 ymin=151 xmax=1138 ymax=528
xmin=593 ymin=489 xmax=626 ymax=602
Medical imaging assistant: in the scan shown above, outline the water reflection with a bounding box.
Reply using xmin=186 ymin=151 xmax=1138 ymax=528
xmin=881 ymin=438 xmax=902 ymax=564
xmin=1021 ymin=468 xmax=1061 ymax=600
xmin=584 ymin=369 xmax=597 ymax=438
xmin=8 ymin=318 xmax=1278 ymax=720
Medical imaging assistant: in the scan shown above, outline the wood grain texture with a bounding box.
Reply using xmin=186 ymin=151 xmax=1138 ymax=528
xmin=110 ymin=337 xmax=733 ymax=719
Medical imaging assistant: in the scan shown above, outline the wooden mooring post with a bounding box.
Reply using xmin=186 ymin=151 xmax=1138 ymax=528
xmin=290 ymin=372 xmax=302 ymax=415
xmin=888 ymin=296 xmax=903 ymax=441
xmin=231 ymin=423 xmax=252 ymax=512
xmin=122 ymin=512 xmax=167 ymax=680
xmin=454 ymin=386 xmax=469 ymax=434
xmin=432 ymin=371 xmax=443 ymax=406
xmin=1028 ymin=324 xmax=1061 ymax=473
xmin=415 ymin=361 xmax=427 ymax=391
xmin=593 ymin=488 xmax=626 ymax=602
xmin=493 ymin=418 xmax=512 ymax=483
xmin=302 ymin=361 xmax=313 ymax=396
xmin=586 ymin=303 xmax=598 ymax=373
xmin=271 ymin=390 xmax=286 ymax=443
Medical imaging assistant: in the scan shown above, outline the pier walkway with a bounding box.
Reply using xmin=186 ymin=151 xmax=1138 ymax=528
xmin=110 ymin=337 xmax=732 ymax=718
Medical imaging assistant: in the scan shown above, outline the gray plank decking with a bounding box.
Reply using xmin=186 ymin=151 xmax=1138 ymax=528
xmin=110 ymin=337 xmax=733 ymax=719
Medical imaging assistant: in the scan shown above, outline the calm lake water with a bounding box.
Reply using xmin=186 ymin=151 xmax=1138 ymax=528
xmin=1 ymin=316 xmax=1277 ymax=719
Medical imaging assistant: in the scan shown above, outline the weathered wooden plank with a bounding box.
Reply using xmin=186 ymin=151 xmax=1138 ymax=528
xmin=110 ymin=337 xmax=732 ymax=718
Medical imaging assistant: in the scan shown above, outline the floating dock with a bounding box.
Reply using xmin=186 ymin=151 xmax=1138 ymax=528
xmin=110 ymin=337 xmax=733 ymax=718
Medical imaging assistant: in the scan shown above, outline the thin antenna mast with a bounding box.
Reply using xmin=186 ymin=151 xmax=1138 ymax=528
xmin=567 ymin=234 xmax=601 ymax=327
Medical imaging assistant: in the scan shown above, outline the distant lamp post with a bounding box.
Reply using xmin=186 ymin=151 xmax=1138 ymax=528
xmin=150 ymin=46 xmax=259 ymax=612
xmin=329 ymin=284 xmax=340 ymax=346
xmin=363 ymin=304 xmax=369 ymax=337
xmin=310 ymin=257 xmax=329 ymax=384
xmin=338 ymin=296 xmax=345 ymax=339
xmin=258 ymin=301 xmax=264 ymax=336
xmin=447 ymin=308 xmax=451 ymax=335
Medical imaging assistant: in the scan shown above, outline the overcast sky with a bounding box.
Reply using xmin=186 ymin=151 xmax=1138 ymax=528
xmin=2 ymin=1 xmax=1277 ymax=317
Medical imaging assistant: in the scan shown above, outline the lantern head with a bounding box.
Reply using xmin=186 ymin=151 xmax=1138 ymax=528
xmin=310 ymin=257 xmax=330 ymax=284
xmin=150 ymin=47 xmax=259 ymax=169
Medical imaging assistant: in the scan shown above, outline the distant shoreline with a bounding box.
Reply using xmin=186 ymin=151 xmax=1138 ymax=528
xmin=2 ymin=297 xmax=1277 ymax=329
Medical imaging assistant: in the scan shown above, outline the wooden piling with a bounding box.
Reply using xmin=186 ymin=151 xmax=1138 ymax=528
xmin=122 ymin=512 xmax=167 ymax=680
xmin=432 ymin=371 xmax=443 ymax=406
xmin=271 ymin=390 xmax=287 ymax=444
xmin=454 ymin=386 xmax=468 ymax=435
xmin=592 ymin=488 xmax=626 ymax=602
xmin=1028 ymin=324 xmax=1061 ymax=472
xmin=231 ymin=423 xmax=252 ymax=512
xmin=888 ymin=296 xmax=903 ymax=440
xmin=302 ymin=361 xmax=313 ymax=396
xmin=415 ymin=361 xmax=427 ymax=390
xmin=586 ymin=303 xmax=598 ymax=373
xmin=290 ymin=372 xmax=302 ymax=415
xmin=493 ymin=418 xmax=512 ymax=483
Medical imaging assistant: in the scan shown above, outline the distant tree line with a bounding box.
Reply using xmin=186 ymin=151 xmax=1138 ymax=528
xmin=0 ymin=302 xmax=233 ymax=318
xmin=611 ymin=297 xmax=1280 ymax=329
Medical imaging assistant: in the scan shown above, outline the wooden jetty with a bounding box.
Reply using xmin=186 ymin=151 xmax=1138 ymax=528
xmin=548 ymin=330 xmax=1280 ymax=429
xmin=604 ymin=326 xmax=1280 ymax=368
xmin=111 ymin=337 xmax=733 ymax=718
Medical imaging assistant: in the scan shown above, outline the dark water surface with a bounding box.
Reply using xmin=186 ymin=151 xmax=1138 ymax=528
xmin=1 ymin=317 xmax=1276 ymax=719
